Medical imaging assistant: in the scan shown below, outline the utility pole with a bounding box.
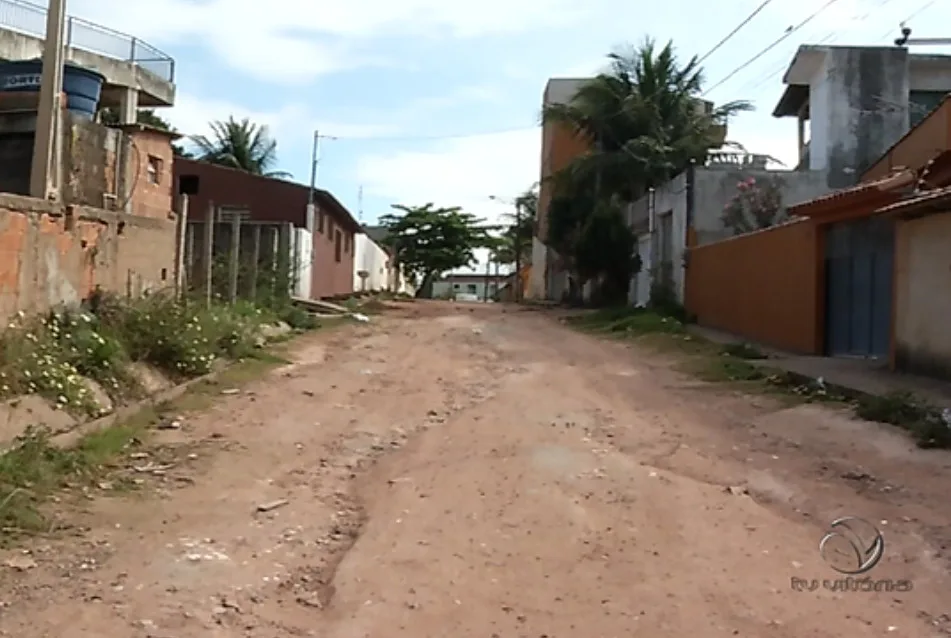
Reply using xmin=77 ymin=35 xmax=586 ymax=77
xmin=30 ymin=0 xmax=67 ymax=200
xmin=306 ymin=130 xmax=337 ymax=233
xmin=483 ymin=253 xmax=491 ymax=303
xmin=513 ymin=199 xmax=522 ymax=303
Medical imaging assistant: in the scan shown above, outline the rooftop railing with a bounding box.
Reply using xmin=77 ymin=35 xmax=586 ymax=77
xmin=0 ymin=0 xmax=175 ymax=83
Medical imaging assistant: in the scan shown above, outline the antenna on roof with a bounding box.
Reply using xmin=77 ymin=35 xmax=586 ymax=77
xmin=895 ymin=24 xmax=951 ymax=47
xmin=358 ymin=185 xmax=364 ymax=221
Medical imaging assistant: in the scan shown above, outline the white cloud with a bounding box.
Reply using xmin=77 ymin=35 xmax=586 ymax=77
xmin=355 ymin=128 xmax=541 ymax=225
xmin=63 ymin=0 xmax=584 ymax=82
xmin=167 ymin=92 xmax=397 ymax=141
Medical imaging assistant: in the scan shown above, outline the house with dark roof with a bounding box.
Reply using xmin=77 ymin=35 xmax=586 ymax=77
xmin=173 ymin=158 xmax=361 ymax=298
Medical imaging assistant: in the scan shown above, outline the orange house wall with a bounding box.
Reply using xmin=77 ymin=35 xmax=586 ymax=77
xmin=684 ymin=220 xmax=824 ymax=354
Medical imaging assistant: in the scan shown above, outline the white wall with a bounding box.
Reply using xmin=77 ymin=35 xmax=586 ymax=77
xmin=526 ymin=236 xmax=547 ymax=300
xmin=293 ymin=228 xmax=313 ymax=299
xmin=353 ymin=233 xmax=390 ymax=292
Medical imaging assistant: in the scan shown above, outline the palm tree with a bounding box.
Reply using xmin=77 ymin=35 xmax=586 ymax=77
xmin=190 ymin=117 xmax=290 ymax=178
xmin=542 ymin=38 xmax=753 ymax=201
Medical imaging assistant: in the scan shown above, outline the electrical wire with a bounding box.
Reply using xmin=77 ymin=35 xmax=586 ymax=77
xmin=696 ymin=0 xmax=775 ymax=66
xmin=324 ymin=124 xmax=539 ymax=142
xmin=740 ymin=0 xmax=898 ymax=96
xmin=877 ymin=0 xmax=937 ymax=40
xmin=703 ymin=0 xmax=843 ymax=95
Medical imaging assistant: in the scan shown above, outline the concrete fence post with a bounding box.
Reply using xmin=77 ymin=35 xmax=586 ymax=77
xmin=228 ymin=213 xmax=241 ymax=304
xmin=203 ymin=202 xmax=215 ymax=308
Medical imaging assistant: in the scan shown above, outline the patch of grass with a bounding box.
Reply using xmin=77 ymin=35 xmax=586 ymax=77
xmin=90 ymin=292 xmax=265 ymax=379
xmin=855 ymin=391 xmax=951 ymax=449
xmin=0 ymin=423 xmax=143 ymax=542
xmin=721 ymin=342 xmax=768 ymax=360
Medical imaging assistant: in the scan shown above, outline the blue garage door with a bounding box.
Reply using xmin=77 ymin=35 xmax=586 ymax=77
xmin=825 ymin=217 xmax=894 ymax=358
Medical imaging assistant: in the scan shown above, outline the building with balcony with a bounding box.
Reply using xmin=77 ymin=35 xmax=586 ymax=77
xmin=0 ymin=0 xmax=175 ymax=122
xmin=772 ymin=45 xmax=951 ymax=189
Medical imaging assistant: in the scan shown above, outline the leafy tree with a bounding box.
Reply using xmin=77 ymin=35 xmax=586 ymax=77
xmin=492 ymin=185 xmax=538 ymax=266
xmin=378 ymin=203 xmax=493 ymax=298
xmin=190 ymin=116 xmax=290 ymax=178
xmin=540 ymin=38 xmax=750 ymax=304
xmin=543 ymin=38 xmax=753 ymax=200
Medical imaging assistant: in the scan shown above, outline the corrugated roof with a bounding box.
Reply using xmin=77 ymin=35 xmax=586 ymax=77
xmin=875 ymin=185 xmax=951 ymax=217
xmin=787 ymin=169 xmax=916 ymax=217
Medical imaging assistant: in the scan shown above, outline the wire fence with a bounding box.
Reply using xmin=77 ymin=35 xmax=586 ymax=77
xmin=0 ymin=0 xmax=174 ymax=82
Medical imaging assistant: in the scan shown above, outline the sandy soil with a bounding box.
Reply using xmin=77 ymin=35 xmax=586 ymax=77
xmin=2 ymin=301 xmax=951 ymax=637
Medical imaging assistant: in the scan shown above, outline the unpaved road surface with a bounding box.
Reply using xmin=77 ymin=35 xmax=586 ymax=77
xmin=2 ymin=301 xmax=951 ymax=637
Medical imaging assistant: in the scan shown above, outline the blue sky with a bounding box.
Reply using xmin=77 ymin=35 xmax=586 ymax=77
xmin=62 ymin=0 xmax=948 ymax=245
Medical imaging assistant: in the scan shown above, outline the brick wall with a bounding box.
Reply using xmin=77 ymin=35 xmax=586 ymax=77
xmin=120 ymin=126 xmax=177 ymax=220
xmin=0 ymin=193 xmax=176 ymax=321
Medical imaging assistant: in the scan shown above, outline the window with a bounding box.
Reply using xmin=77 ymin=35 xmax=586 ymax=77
xmin=453 ymin=284 xmax=460 ymax=289
xmin=466 ymin=284 xmax=477 ymax=294
xmin=318 ymin=211 xmax=324 ymax=234
xmin=334 ymin=230 xmax=342 ymax=262
xmin=146 ymin=155 xmax=163 ymax=184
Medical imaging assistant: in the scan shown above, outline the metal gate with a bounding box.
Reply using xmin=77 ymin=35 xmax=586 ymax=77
xmin=824 ymin=217 xmax=894 ymax=358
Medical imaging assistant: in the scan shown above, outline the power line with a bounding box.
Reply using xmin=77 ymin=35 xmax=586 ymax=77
xmin=703 ymin=0 xmax=843 ymax=95
xmin=742 ymin=0 xmax=898 ymax=96
xmin=325 ymin=124 xmax=539 ymax=142
xmin=878 ymin=0 xmax=937 ymax=40
xmin=696 ymin=0 xmax=775 ymax=66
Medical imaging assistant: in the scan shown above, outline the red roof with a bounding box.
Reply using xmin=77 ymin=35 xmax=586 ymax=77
xmin=875 ymin=185 xmax=951 ymax=217
xmin=786 ymin=169 xmax=916 ymax=220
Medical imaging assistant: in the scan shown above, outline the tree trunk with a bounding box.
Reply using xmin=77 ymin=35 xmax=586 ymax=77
xmin=416 ymin=271 xmax=437 ymax=299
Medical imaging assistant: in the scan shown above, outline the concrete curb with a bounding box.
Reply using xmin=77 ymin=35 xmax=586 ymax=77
xmin=49 ymin=368 xmax=223 ymax=448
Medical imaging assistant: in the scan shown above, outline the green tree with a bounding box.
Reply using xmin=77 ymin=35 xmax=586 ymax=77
xmin=543 ymin=38 xmax=753 ymax=200
xmin=378 ymin=203 xmax=493 ymax=298
xmin=541 ymin=38 xmax=750 ymax=304
xmin=492 ymin=185 xmax=538 ymax=266
xmin=189 ymin=116 xmax=290 ymax=178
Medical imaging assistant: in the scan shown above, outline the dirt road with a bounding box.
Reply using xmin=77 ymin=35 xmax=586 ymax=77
xmin=2 ymin=301 xmax=951 ymax=637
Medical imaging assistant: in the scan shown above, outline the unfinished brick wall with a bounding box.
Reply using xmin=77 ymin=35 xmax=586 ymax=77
xmin=119 ymin=125 xmax=177 ymax=220
xmin=0 ymin=193 xmax=176 ymax=320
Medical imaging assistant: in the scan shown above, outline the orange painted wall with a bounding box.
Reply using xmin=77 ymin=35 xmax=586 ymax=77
xmin=863 ymin=99 xmax=951 ymax=181
xmin=684 ymin=220 xmax=823 ymax=354
xmin=537 ymin=122 xmax=589 ymax=242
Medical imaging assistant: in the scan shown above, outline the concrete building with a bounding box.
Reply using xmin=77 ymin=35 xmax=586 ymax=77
xmin=359 ymin=225 xmax=415 ymax=295
xmin=630 ymin=44 xmax=951 ymax=311
xmin=432 ymin=270 xmax=507 ymax=301
xmin=528 ymin=78 xmax=590 ymax=302
xmin=172 ymin=159 xmax=361 ymax=299
xmin=0 ymin=0 xmax=175 ymax=122
xmin=0 ymin=119 xmax=178 ymax=319
xmin=772 ymin=45 xmax=951 ymax=187
xmin=626 ymin=163 xmax=829 ymax=307
xmin=682 ymin=93 xmax=951 ymax=381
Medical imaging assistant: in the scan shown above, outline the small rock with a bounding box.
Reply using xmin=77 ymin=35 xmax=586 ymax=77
xmin=297 ymin=594 xmax=323 ymax=609
xmin=256 ymin=499 xmax=289 ymax=513
xmin=724 ymin=486 xmax=749 ymax=496
xmin=220 ymin=388 xmax=240 ymax=395
xmin=4 ymin=555 xmax=36 ymax=571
